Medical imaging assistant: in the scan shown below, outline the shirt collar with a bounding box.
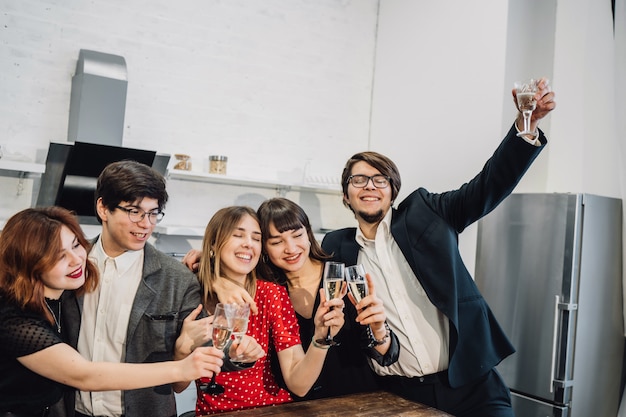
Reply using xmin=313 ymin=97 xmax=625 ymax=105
xmin=355 ymin=208 xmax=393 ymax=245
xmin=91 ymin=236 xmax=143 ymax=275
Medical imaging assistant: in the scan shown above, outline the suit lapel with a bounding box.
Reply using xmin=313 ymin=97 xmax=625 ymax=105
xmin=390 ymin=208 xmax=420 ymax=277
xmin=126 ymin=245 xmax=159 ymax=342
xmin=341 ymin=232 xmax=360 ymax=265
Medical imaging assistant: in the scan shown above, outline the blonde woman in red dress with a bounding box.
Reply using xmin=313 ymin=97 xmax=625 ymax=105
xmin=192 ymin=206 xmax=344 ymax=414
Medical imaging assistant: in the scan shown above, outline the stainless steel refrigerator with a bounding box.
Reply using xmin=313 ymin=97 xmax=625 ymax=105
xmin=475 ymin=193 xmax=624 ymax=417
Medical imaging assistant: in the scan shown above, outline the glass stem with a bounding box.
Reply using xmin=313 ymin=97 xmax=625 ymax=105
xmin=523 ymin=111 xmax=532 ymax=132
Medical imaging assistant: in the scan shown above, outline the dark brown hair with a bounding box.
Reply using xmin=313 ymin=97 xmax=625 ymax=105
xmin=0 ymin=207 xmax=99 ymax=325
xmin=340 ymin=151 xmax=402 ymax=212
xmin=256 ymin=198 xmax=331 ymax=285
xmin=95 ymin=160 xmax=168 ymax=224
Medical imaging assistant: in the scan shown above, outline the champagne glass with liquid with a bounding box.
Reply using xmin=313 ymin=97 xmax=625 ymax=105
xmin=315 ymin=261 xmax=346 ymax=346
xmin=345 ymin=264 xmax=368 ymax=304
xmin=230 ymin=303 xmax=250 ymax=361
xmin=514 ymin=79 xmax=539 ymax=137
xmin=200 ymin=303 xmax=233 ymax=395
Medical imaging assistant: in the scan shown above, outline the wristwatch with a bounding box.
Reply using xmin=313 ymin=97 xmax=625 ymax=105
xmin=367 ymin=322 xmax=390 ymax=348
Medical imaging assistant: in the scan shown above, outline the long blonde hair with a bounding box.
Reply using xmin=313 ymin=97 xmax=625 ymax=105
xmin=197 ymin=206 xmax=258 ymax=311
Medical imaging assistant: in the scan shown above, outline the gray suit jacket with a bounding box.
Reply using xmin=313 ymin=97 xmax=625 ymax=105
xmin=62 ymin=241 xmax=201 ymax=417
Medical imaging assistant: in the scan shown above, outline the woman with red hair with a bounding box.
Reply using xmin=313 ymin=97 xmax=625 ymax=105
xmin=0 ymin=207 xmax=225 ymax=417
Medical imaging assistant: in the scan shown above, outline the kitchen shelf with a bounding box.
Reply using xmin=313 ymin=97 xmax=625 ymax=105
xmin=154 ymin=224 xmax=205 ymax=237
xmin=167 ymin=169 xmax=342 ymax=196
xmin=0 ymin=160 xmax=46 ymax=198
xmin=159 ymin=169 xmax=342 ymax=237
xmin=0 ymin=160 xmax=46 ymax=175
xmin=154 ymin=225 xmax=331 ymax=239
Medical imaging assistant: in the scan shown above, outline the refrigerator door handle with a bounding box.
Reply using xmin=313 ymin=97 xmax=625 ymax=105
xmin=550 ymin=295 xmax=579 ymax=393
xmin=549 ymin=295 xmax=559 ymax=393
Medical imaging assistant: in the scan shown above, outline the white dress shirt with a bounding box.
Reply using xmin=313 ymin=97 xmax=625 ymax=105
xmin=75 ymin=237 xmax=144 ymax=417
xmin=356 ymin=209 xmax=449 ymax=377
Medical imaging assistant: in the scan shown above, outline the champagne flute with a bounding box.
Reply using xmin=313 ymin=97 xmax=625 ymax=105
xmin=200 ymin=303 xmax=233 ymax=395
xmin=315 ymin=261 xmax=346 ymax=346
xmin=230 ymin=303 xmax=250 ymax=361
xmin=345 ymin=264 xmax=368 ymax=304
xmin=514 ymin=79 xmax=539 ymax=137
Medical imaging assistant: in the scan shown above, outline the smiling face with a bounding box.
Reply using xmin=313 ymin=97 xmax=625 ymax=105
xmin=97 ymin=197 xmax=158 ymax=257
xmin=41 ymin=225 xmax=87 ymax=298
xmin=265 ymin=223 xmax=310 ymax=274
xmin=344 ymin=160 xmax=393 ymax=225
xmin=219 ymin=213 xmax=262 ymax=283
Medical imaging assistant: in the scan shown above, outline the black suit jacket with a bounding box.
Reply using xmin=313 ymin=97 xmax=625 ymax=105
xmin=322 ymin=124 xmax=546 ymax=388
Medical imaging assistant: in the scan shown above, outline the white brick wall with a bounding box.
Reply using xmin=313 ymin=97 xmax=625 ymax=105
xmin=0 ymin=0 xmax=377 ymax=228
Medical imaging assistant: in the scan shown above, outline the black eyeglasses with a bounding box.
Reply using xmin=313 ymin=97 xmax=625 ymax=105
xmin=115 ymin=205 xmax=165 ymax=225
xmin=346 ymin=174 xmax=391 ymax=189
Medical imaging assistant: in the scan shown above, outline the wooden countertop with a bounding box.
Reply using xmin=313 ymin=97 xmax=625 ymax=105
xmin=201 ymin=390 xmax=452 ymax=416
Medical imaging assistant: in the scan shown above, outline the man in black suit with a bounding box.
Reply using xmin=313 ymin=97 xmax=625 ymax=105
xmin=321 ymin=78 xmax=555 ymax=417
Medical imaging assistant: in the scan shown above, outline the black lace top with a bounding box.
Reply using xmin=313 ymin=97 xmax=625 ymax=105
xmin=0 ymin=293 xmax=67 ymax=415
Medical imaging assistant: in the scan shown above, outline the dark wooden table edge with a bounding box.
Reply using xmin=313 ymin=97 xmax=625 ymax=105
xmin=199 ymin=390 xmax=453 ymax=416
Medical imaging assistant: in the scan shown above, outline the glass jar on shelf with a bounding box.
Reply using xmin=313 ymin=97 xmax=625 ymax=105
xmin=209 ymin=155 xmax=227 ymax=175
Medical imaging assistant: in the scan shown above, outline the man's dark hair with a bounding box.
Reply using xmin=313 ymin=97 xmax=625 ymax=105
xmin=95 ymin=160 xmax=168 ymax=223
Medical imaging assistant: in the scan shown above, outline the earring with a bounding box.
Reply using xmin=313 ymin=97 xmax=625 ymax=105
xmin=209 ymin=249 xmax=215 ymax=258
xmin=261 ymin=254 xmax=269 ymax=264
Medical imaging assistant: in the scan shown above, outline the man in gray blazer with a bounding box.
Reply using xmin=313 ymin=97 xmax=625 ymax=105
xmin=62 ymin=160 xmax=258 ymax=417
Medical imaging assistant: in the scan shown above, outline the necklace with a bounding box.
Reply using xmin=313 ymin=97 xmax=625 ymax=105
xmin=44 ymin=298 xmax=62 ymax=333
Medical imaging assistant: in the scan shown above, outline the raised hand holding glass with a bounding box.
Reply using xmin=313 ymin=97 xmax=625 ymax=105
xmin=514 ymin=79 xmax=539 ymax=137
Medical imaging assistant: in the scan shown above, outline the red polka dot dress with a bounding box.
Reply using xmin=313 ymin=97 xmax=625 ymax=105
xmin=195 ymin=280 xmax=301 ymax=414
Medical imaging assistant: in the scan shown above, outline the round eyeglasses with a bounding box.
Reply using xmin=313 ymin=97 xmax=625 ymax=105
xmin=346 ymin=174 xmax=391 ymax=189
xmin=115 ymin=205 xmax=165 ymax=224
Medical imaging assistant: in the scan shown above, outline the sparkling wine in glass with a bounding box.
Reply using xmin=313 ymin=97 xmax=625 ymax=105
xmin=345 ymin=264 xmax=368 ymax=304
xmin=200 ymin=303 xmax=233 ymax=395
xmin=230 ymin=303 xmax=250 ymax=361
xmin=514 ymin=79 xmax=538 ymax=137
xmin=315 ymin=261 xmax=346 ymax=346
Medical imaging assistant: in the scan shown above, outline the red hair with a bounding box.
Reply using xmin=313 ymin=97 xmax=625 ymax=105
xmin=0 ymin=206 xmax=99 ymax=325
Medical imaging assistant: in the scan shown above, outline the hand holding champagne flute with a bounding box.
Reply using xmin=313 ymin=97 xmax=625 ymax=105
xmin=346 ymin=267 xmax=391 ymax=349
xmin=200 ymin=303 xmax=233 ymax=395
xmin=514 ymin=78 xmax=539 ymax=137
xmin=230 ymin=303 xmax=250 ymax=361
xmin=315 ymin=261 xmax=347 ymax=346
xmin=345 ymin=264 xmax=368 ymax=304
